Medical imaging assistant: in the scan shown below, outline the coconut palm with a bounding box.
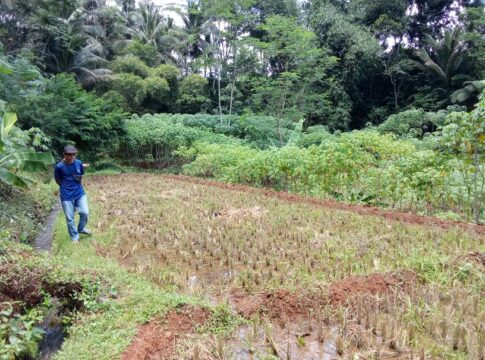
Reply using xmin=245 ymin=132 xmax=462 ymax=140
xmin=130 ymin=1 xmax=168 ymax=48
xmin=30 ymin=0 xmax=116 ymax=88
xmin=72 ymin=3 xmax=134 ymax=88
xmin=177 ymin=0 xmax=214 ymax=60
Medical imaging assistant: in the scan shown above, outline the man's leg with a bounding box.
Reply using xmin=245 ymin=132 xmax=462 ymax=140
xmin=76 ymin=195 xmax=90 ymax=234
xmin=61 ymin=200 xmax=79 ymax=241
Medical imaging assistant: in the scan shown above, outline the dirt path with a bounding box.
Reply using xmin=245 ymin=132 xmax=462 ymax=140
xmin=34 ymin=201 xmax=61 ymax=252
xmin=161 ymin=174 xmax=485 ymax=235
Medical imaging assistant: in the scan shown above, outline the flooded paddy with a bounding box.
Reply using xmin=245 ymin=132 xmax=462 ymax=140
xmin=87 ymin=174 xmax=484 ymax=359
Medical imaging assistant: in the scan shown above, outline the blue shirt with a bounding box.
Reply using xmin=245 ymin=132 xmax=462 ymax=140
xmin=54 ymin=159 xmax=85 ymax=201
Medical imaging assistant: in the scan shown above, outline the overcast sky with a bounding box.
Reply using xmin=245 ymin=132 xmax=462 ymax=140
xmin=106 ymin=0 xmax=186 ymax=24
xmin=152 ymin=0 xmax=185 ymax=23
xmin=151 ymin=0 xmax=185 ymax=7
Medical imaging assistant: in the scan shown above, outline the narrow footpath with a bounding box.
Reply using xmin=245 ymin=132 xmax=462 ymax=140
xmin=34 ymin=201 xmax=61 ymax=252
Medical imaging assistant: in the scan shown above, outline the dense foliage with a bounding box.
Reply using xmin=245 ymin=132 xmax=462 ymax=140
xmin=0 ymin=54 xmax=126 ymax=160
xmin=0 ymin=0 xmax=483 ymax=128
xmin=121 ymin=114 xmax=241 ymax=168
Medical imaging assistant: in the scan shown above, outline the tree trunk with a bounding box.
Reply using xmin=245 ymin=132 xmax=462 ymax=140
xmin=229 ymin=42 xmax=237 ymax=116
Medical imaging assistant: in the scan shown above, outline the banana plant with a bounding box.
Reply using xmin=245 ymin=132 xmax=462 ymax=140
xmin=0 ymin=111 xmax=54 ymax=188
xmin=0 ymin=59 xmax=12 ymax=74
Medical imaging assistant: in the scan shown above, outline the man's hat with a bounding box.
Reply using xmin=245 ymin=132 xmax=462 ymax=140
xmin=63 ymin=145 xmax=78 ymax=154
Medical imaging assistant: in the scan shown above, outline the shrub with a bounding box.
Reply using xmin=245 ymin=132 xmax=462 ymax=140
xmin=118 ymin=40 xmax=160 ymax=67
xmin=121 ymin=115 xmax=240 ymax=167
xmin=151 ymin=64 xmax=180 ymax=89
xmin=378 ymin=107 xmax=466 ymax=138
xmin=111 ymin=73 xmax=147 ymax=112
xmin=16 ymin=74 xmax=126 ymax=160
xmin=378 ymin=109 xmax=429 ymax=137
xmin=177 ymin=74 xmax=210 ymax=114
xmin=110 ymin=55 xmax=150 ymax=78
xmin=180 ymin=130 xmax=477 ymax=219
xmin=144 ymin=77 xmax=170 ymax=106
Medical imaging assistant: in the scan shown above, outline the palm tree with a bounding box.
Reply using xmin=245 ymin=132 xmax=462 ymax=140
xmin=178 ymin=0 xmax=213 ymax=61
xmin=118 ymin=1 xmax=187 ymax=65
xmin=73 ymin=2 xmax=135 ymax=88
xmin=130 ymin=2 xmax=168 ymax=48
xmin=412 ymin=28 xmax=465 ymax=88
xmin=33 ymin=0 xmax=138 ymax=89
xmin=412 ymin=28 xmax=485 ymax=107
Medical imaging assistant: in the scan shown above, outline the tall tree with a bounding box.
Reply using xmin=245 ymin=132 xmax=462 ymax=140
xmin=250 ymin=15 xmax=349 ymax=131
xmin=310 ymin=1 xmax=381 ymax=127
xmin=130 ymin=1 xmax=168 ymax=48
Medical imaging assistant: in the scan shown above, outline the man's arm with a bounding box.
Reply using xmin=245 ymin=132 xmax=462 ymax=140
xmin=54 ymin=165 xmax=61 ymax=185
xmin=78 ymin=159 xmax=87 ymax=175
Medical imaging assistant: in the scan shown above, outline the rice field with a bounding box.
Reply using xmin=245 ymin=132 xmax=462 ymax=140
xmin=86 ymin=174 xmax=484 ymax=359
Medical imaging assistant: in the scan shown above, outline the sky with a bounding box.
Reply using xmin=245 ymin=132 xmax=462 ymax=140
xmin=151 ymin=0 xmax=185 ymax=7
xmin=151 ymin=0 xmax=185 ymax=25
xmin=106 ymin=0 xmax=186 ymax=24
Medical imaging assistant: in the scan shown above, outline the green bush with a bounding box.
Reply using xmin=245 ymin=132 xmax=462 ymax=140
xmin=110 ymin=55 xmax=150 ymax=78
xmin=118 ymin=40 xmax=160 ymax=67
xmin=378 ymin=107 xmax=466 ymax=138
xmin=144 ymin=77 xmax=170 ymax=106
xmin=134 ymin=113 xmax=299 ymax=149
xmin=177 ymin=74 xmax=211 ymax=114
xmin=16 ymin=74 xmax=126 ymax=160
xmin=120 ymin=115 xmax=241 ymax=167
xmin=296 ymin=125 xmax=332 ymax=147
xmin=111 ymin=73 xmax=147 ymax=112
xmin=151 ymin=64 xmax=180 ymax=89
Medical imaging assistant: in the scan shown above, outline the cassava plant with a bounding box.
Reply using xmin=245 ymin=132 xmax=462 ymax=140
xmin=440 ymin=91 xmax=485 ymax=223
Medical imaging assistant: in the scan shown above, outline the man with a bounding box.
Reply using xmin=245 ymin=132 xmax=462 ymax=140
xmin=54 ymin=145 xmax=91 ymax=244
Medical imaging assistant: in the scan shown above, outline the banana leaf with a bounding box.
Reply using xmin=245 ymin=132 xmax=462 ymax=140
xmin=0 ymin=151 xmax=54 ymax=171
xmin=0 ymin=168 xmax=30 ymax=188
xmin=0 ymin=112 xmax=18 ymax=151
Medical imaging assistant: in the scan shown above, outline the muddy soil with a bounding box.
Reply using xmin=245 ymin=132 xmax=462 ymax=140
xmin=0 ymin=260 xmax=83 ymax=311
xmin=120 ymin=305 xmax=210 ymax=360
xmin=229 ymin=272 xmax=419 ymax=323
xmin=467 ymin=251 xmax=485 ymax=266
xmin=328 ymin=271 xmax=419 ymax=304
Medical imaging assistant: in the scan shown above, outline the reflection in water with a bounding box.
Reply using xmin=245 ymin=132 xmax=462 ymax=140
xmin=229 ymin=323 xmax=338 ymax=360
xmin=187 ymin=269 xmax=238 ymax=292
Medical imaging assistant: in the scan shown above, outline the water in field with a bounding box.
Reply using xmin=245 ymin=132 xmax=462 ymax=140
xmin=230 ymin=323 xmax=338 ymax=360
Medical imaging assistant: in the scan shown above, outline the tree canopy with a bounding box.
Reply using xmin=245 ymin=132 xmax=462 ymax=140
xmin=0 ymin=0 xmax=483 ymax=133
